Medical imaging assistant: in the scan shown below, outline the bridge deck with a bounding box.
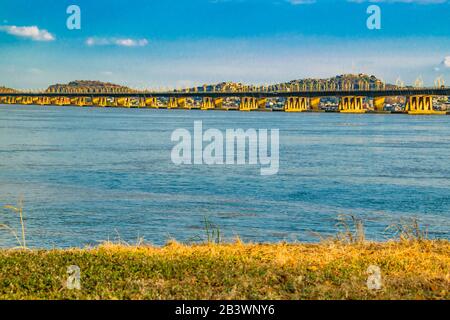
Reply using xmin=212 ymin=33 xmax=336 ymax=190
xmin=1 ymin=88 xmax=450 ymax=98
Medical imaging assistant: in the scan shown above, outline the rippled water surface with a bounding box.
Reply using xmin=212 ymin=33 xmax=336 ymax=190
xmin=0 ymin=105 xmax=449 ymax=248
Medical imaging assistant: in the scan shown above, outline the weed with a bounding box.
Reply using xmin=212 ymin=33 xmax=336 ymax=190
xmin=1 ymin=196 xmax=27 ymax=249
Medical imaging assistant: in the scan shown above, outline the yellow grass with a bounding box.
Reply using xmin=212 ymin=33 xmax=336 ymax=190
xmin=0 ymin=239 xmax=448 ymax=300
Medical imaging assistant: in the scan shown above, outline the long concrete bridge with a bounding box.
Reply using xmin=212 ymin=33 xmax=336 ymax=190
xmin=1 ymin=87 xmax=450 ymax=114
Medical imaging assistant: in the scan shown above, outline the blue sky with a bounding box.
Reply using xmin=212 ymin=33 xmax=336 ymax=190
xmin=0 ymin=0 xmax=450 ymax=89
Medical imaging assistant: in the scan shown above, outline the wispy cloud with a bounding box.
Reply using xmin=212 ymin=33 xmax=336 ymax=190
xmin=0 ymin=25 xmax=55 ymax=41
xmin=86 ymin=37 xmax=149 ymax=47
xmin=287 ymin=0 xmax=316 ymax=4
xmin=442 ymin=56 xmax=450 ymax=68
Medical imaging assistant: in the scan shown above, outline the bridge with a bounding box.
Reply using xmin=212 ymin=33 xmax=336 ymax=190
xmin=1 ymin=87 xmax=450 ymax=115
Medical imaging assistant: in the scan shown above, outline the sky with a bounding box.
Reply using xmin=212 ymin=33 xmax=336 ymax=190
xmin=0 ymin=0 xmax=450 ymax=89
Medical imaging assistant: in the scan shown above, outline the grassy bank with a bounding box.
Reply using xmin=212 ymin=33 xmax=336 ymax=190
xmin=0 ymin=240 xmax=448 ymax=300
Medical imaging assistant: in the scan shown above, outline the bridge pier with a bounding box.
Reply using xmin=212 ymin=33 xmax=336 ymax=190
xmin=71 ymin=97 xmax=91 ymax=107
xmin=405 ymin=95 xmax=445 ymax=115
xmin=35 ymin=96 xmax=51 ymax=105
xmin=5 ymin=96 xmax=16 ymax=104
xmin=167 ymin=97 xmax=179 ymax=109
xmin=167 ymin=97 xmax=196 ymax=109
xmin=284 ymin=97 xmax=309 ymax=112
xmin=240 ymin=97 xmax=267 ymax=111
xmin=213 ymin=98 xmax=223 ymax=110
xmin=202 ymin=97 xmax=229 ymax=110
xmin=310 ymin=98 xmax=321 ymax=112
xmin=16 ymin=96 xmax=28 ymax=105
xmin=339 ymin=96 xmax=365 ymax=113
xmin=201 ymin=97 xmax=214 ymax=110
xmin=20 ymin=96 xmax=34 ymax=105
xmin=52 ymin=97 xmax=70 ymax=106
xmin=137 ymin=98 xmax=146 ymax=108
xmin=92 ymin=97 xmax=109 ymax=107
xmin=201 ymin=97 xmax=223 ymax=110
xmin=116 ymin=97 xmax=132 ymax=108
xmin=373 ymin=97 xmax=386 ymax=112
xmin=145 ymin=97 xmax=159 ymax=108
xmin=240 ymin=97 xmax=256 ymax=111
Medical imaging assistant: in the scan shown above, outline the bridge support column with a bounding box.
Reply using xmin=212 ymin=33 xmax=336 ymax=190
xmin=310 ymin=98 xmax=321 ymax=112
xmin=405 ymin=95 xmax=445 ymax=115
xmin=339 ymin=96 xmax=365 ymax=113
xmin=284 ymin=97 xmax=309 ymax=112
xmin=21 ymin=96 xmax=34 ymax=105
xmin=36 ymin=96 xmax=51 ymax=105
xmin=168 ymin=97 xmax=179 ymax=109
xmin=17 ymin=96 xmax=27 ymax=105
xmin=93 ymin=97 xmax=108 ymax=107
xmin=178 ymin=98 xmax=187 ymax=109
xmin=116 ymin=97 xmax=132 ymax=108
xmin=8 ymin=96 xmax=16 ymax=104
xmin=171 ymin=97 xmax=195 ymax=109
xmin=257 ymin=98 xmax=267 ymax=110
xmin=137 ymin=98 xmax=146 ymax=108
xmin=240 ymin=97 xmax=266 ymax=111
xmin=70 ymin=97 xmax=78 ymax=106
xmin=70 ymin=97 xmax=90 ymax=107
xmin=203 ymin=97 xmax=225 ymax=110
xmin=201 ymin=97 xmax=214 ymax=110
xmin=53 ymin=97 xmax=70 ymax=106
xmin=240 ymin=97 xmax=256 ymax=111
xmin=15 ymin=96 xmax=33 ymax=105
xmin=71 ymin=97 xmax=91 ymax=107
xmin=214 ymin=98 xmax=223 ymax=109
xmin=373 ymin=97 xmax=386 ymax=112
xmin=240 ymin=97 xmax=249 ymax=111
xmin=145 ymin=97 xmax=158 ymax=108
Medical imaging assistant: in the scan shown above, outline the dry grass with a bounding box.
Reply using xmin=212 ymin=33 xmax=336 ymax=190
xmin=0 ymin=239 xmax=448 ymax=300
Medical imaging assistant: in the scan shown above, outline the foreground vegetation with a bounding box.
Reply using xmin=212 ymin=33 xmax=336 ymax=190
xmin=0 ymin=239 xmax=448 ymax=300
xmin=0 ymin=204 xmax=448 ymax=300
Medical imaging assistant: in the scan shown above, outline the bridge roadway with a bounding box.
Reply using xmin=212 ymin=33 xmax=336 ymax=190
xmin=2 ymin=87 xmax=450 ymax=98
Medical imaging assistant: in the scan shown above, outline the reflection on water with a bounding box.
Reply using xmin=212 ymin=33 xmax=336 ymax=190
xmin=0 ymin=105 xmax=449 ymax=248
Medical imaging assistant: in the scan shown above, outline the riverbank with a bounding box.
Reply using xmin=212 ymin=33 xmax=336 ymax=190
xmin=0 ymin=240 xmax=448 ymax=300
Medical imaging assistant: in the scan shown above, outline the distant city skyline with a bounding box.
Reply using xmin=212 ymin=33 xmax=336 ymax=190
xmin=0 ymin=0 xmax=450 ymax=89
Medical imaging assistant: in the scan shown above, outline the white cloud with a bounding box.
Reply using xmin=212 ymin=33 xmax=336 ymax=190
xmin=86 ymin=37 xmax=149 ymax=47
xmin=287 ymin=0 xmax=316 ymax=4
xmin=442 ymin=56 xmax=450 ymax=68
xmin=27 ymin=68 xmax=43 ymax=74
xmin=0 ymin=25 xmax=55 ymax=41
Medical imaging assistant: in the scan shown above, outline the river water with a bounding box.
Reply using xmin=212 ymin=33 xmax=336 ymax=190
xmin=0 ymin=105 xmax=449 ymax=248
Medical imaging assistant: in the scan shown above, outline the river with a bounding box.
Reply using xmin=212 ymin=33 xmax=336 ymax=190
xmin=0 ymin=105 xmax=449 ymax=248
